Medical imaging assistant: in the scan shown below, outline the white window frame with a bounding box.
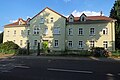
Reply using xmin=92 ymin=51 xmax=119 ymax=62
xmin=90 ymin=28 xmax=95 ymax=35
xmin=44 ymin=28 xmax=48 ymax=35
xmin=68 ymin=28 xmax=73 ymax=35
xmin=20 ymin=40 xmax=22 ymax=46
xmin=54 ymin=40 xmax=59 ymax=47
xmin=53 ymin=27 xmax=60 ymax=34
xmin=27 ymin=30 xmax=30 ymax=35
xmin=79 ymin=41 xmax=83 ymax=48
xmin=68 ymin=41 xmax=73 ymax=48
xmin=21 ymin=30 xmax=23 ymax=35
xmin=89 ymin=41 xmax=95 ymax=47
xmin=40 ymin=17 xmax=44 ymax=23
xmin=33 ymin=27 xmax=39 ymax=35
xmin=14 ymin=30 xmax=16 ymax=35
xmin=78 ymin=28 xmax=83 ymax=35
xmin=103 ymin=41 xmax=108 ymax=49
xmin=51 ymin=17 xmax=53 ymax=23
xmin=34 ymin=40 xmax=37 ymax=46
xmin=103 ymin=28 xmax=108 ymax=35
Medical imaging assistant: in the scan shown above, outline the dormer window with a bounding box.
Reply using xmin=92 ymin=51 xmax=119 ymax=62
xmin=19 ymin=21 xmax=22 ymax=25
xmin=80 ymin=13 xmax=87 ymax=22
xmin=68 ymin=14 xmax=74 ymax=22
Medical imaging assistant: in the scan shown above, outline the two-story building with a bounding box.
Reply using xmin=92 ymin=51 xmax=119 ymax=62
xmin=3 ymin=7 xmax=116 ymax=51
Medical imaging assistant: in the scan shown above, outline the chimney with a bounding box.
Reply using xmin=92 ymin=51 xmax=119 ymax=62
xmin=100 ymin=11 xmax=102 ymax=16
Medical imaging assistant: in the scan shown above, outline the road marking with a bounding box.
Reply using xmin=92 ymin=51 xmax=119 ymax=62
xmin=118 ymin=73 xmax=120 ymax=76
xmin=106 ymin=73 xmax=114 ymax=76
xmin=1 ymin=70 xmax=11 ymax=73
xmin=47 ymin=68 xmax=93 ymax=74
xmin=14 ymin=65 xmax=30 ymax=69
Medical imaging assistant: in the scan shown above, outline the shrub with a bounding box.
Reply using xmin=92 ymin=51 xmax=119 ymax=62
xmin=91 ymin=47 xmax=111 ymax=57
xmin=0 ymin=41 xmax=19 ymax=54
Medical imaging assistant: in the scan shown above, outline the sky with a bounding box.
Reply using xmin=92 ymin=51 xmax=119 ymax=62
xmin=0 ymin=0 xmax=115 ymax=32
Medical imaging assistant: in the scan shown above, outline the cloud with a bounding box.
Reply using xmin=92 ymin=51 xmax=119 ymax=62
xmin=9 ymin=16 xmax=31 ymax=23
xmin=64 ymin=0 xmax=71 ymax=3
xmin=9 ymin=20 xmax=18 ymax=23
xmin=65 ymin=10 xmax=104 ymax=17
xmin=0 ymin=31 xmax=2 ymax=33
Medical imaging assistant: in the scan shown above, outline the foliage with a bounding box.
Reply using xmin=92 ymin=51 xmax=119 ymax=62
xmin=0 ymin=32 xmax=3 ymax=44
xmin=0 ymin=41 xmax=19 ymax=54
xmin=91 ymin=47 xmax=112 ymax=57
xmin=110 ymin=0 xmax=120 ymax=49
xmin=42 ymin=41 xmax=49 ymax=51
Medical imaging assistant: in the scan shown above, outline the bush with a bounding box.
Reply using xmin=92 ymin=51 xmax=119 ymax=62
xmin=0 ymin=41 xmax=19 ymax=54
xmin=91 ymin=47 xmax=112 ymax=57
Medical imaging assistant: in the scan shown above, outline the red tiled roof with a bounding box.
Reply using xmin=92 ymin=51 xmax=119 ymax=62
xmin=67 ymin=16 xmax=115 ymax=22
xmin=31 ymin=7 xmax=66 ymax=20
xmin=5 ymin=18 xmax=27 ymax=27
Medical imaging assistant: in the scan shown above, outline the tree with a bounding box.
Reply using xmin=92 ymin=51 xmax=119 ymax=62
xmin=0 ymin=32 xmax=3 ymax=44
xmin=110 ymin=0 xmax=120 ymax=49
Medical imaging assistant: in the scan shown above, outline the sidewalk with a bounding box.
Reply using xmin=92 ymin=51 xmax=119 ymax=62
xmin=11 ymin=55 xmax=120 ymax=62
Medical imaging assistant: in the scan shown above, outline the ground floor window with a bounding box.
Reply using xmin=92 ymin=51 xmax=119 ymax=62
xmin=54 ymin=40 xmax=59 ymax=47
xmin=103 ymin=41 xmax=108 ymax=49
xmin=79 ymin=41 xmax=83 ymax=48
xmin=68 ymin=41 xmax=73 ymax=48
xmin=89 ymin=41 xmax=94 ymax=47
xmin=34 ymin=40 xmax=37 ymax=46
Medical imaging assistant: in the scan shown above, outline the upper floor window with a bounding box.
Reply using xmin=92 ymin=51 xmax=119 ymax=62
xmin=54 ymin=40 xmax=59 ymax=47
xmin=20 ymin=40 xmax=22 ymax=46
xmin=33 ymin=27 xmax=39 ymax=35
xmin=78 ymin=28 xmax=83 ymax=35
xmin=21 ymin=30 xmax=23 ymax=35
xmin=14 ymin=30 xmax=16 ymax=35
xmin=90 ymin=28 xmax=95 ymax=35
xmin=51 ymin=17 xmax=53 ymax=23
xmin=69 ymin=14 xmax=74 ymax=22
xmin=40 ymin=17 xmax=44 ymax=23
xmin=27 ymin=30 xmax=30 ymax=35
xmin=44 ymin=28 xmax=48 ymax=35
xmin=89 ymin=41 xmax=95 ymax=48
xmin=103 ymin=28 xmax=108 ymax=35
xmin=68 ymin=28 xmax=73 ymax=35
xmin=79 ymin=41 xmax=83 ymax=48
xmin=103 ymin=41 xmax=108 ymax=49
xmin=68 ymin=41 xmax=73 ymax=48
xmin=53 ymin=27 xmax=60 ymax=34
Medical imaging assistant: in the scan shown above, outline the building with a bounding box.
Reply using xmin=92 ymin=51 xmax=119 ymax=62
xmin=3 ymin=7 xmax=116 ymax=51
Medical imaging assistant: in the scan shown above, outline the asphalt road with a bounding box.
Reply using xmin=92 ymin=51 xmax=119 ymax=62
xmin=0 ymin=56 xmax=120 ymax=80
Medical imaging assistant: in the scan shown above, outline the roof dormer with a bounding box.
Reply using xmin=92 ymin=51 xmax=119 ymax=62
xmin=80 ymin=13 xmax=87 ymax=22
xmin=68 ymin=14 xmax=74 ymax=22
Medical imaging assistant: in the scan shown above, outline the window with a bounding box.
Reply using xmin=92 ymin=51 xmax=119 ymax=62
xmin=78 ymin=28 xmax=83 ymax=35
xmin=90 ymin=41 xmax=94 ymax=47
xmin=90 ymin=28 xmax=95 ymax=35
xmin=103 ymin=41 xmax=108 ymax=49
xmin=7 ymin=31 xmax=9 ymax=36
xmin=51 ymin=17 xmax=53 ymax=23
xmin=14 ymin=30 xmax=16 ymax=35
xmin=34 ymin=40 xmax=37 ymax=46
xmin=33 ymin=27 xmax=39 ymax=34
xmin=19 ymin=21 xmax=22 ymax=25
xmin=20 ymin=40 xmax=22 ymax=46
xmin=13 ymin=40 xmax=15 ymax=43
xmin=68 ymin=41 xmax=73 ymax=48
xmin=53 ymin=27 xmax=60 ymax=34
xmin=103 ymin=28 xmax=108 ymax=35
xmin=44 ymin=28 xmax=48 ymax=35
xmin=68 ymin=28 xmax=73 ymax=35
xmin=21 ymin=30 xmax=23 ymax=35
xmin=54 ymin=40 xmax=59 ymax=47
xmin=79 ymin=41 xmax=83 ymax=48
xmin=40 ymin=17 xmax=44 ymax=23
xmin=27 ymin=30 xmax=30 ymax=35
